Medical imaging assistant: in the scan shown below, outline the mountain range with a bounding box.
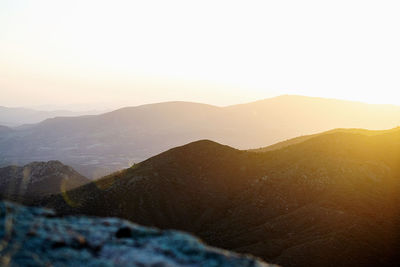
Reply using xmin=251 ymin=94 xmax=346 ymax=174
xmin=0 ymin=106 xmax=103 ymax=127
xmin=36 ymin=127 xmax=400 ymax=267
xmin=1 ymin=95 xmax=399 ymax=178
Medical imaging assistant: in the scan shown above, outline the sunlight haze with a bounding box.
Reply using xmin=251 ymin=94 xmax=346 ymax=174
xmin=1 ymin=2 xmax=400 ymax=267
xmin=1 ymin=0 xmax=400 ymax=109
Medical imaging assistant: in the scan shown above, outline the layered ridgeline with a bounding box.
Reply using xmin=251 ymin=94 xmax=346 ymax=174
xmin=0 ymin=106 xmax=101 ymax=127
xmin=0 ymin=161 xmax=89 ymax=203
xmin=0 ymin=201 xmax=272 ymax=267
xmin=39 ymin=128 xmax=400 ymax=267
xmin=1 ymin=95 xmax=399 ymax=178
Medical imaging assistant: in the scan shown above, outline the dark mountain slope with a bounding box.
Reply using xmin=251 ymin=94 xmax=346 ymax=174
xmin=41 ymin=141 xmax=260 ymax=230
xmin=39 ymin=128 xmax=400 ymax=267
xmin=0 ymin=161 xmax=89 ymax=203
xmin=212 ymin=131 xmax=400 ymax=266
xmin=1 ymin=96 xmax=399 ymax=178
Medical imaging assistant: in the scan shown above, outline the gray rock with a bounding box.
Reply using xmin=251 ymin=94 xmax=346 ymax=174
xmin=0 ymin=201 xmax=274 ymax=267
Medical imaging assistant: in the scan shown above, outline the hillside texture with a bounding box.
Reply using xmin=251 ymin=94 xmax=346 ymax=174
xmin=39 ymin=128 xmax=400 ymax=266
xmin=1 ymin=96 xmax=399 ymax=178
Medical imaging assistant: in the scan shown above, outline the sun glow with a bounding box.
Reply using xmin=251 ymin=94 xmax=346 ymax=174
xmin=1 ymin=0 xmax=400 ymax=108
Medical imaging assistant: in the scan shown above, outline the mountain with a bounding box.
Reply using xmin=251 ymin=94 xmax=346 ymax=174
xmin=1 ymin=95 xmax=399 ymax=178
xmin=0 ymin=106 xmax=101 ymax=127
xmin=0 ymin=125 xmax=12 ymax=134
xmin=0 ymin=201 xmax=273 ymax=267
xmin=0 ymin=161 xmax=89 ymax=203
xmin=38 ymin=128 xmax=400 ymax=267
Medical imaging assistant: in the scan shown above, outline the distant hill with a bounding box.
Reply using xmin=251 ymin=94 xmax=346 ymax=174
xmin=0 ymin=106 xmax=101 ymax=127
xmin=0 ymin=161 xmax=89 ymax=203
xmin=0 ymin=125 xmax=12 ymax=134
xmin=1 ymin=95 xmax=399 ymax=178
xmin=39 ymin=128 xmax=400 ymax=267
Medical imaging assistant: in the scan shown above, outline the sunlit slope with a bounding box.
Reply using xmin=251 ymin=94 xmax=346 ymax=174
xmin=1 ymin=95 xmax=399 ymax=178
xmin=249 ymin=127 xmax=400 ymax=152
xmin=227 ymin=95 xmax=400 ymax=135
xmin=40 ymin=128 xmax=400 ymax=267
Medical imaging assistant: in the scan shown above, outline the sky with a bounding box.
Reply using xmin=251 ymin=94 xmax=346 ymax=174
xmin=1 ymin=0 xmax=400 ymax=110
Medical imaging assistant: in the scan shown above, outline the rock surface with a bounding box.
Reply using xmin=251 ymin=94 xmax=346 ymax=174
xmin=0 ymin=201 xmax=273 ymax=267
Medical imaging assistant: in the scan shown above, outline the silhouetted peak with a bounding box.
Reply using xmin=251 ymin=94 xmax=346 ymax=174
xmin=153 ymin=139 xmax=236 ymax=158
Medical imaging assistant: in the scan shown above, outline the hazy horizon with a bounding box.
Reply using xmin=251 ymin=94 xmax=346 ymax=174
xmin=2 ymin=0 xmax=400 ymax=109
xmin=2 ymin=94 xmax=400 ymax=113
xmin=2 ymin=2 xmax=400 ymax=267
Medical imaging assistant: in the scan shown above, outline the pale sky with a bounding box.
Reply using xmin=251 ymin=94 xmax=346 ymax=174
xmin=1 ymin=0 xmax=400 ymax=110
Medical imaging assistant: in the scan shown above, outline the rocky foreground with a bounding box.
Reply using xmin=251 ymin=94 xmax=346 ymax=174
xmin=0 ymin=201 xmax=273 ymax=267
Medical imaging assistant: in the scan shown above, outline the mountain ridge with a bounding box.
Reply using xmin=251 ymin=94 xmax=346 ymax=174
xmin=250 ymin=127 xmax=400 ymax=152
xmin=0 ymin=106 xmax=102 ymax=127
xmin=1 ymin=95 xmax=399 ymax=178
xmin=37 ymin=127 xmax=400 ymax=266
